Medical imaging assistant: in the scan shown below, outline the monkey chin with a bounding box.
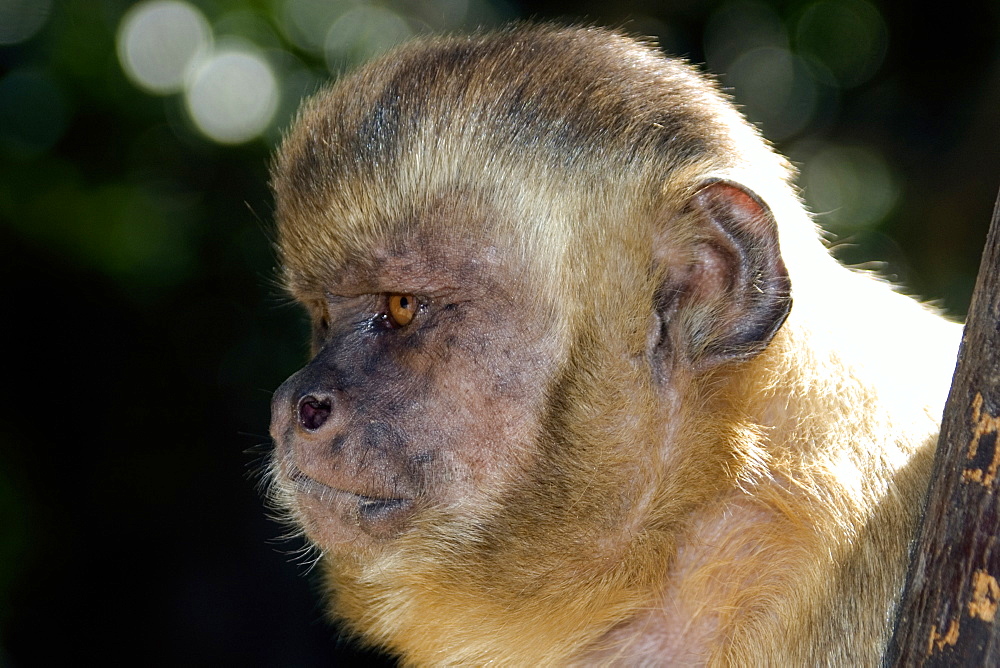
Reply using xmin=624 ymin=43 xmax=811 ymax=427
xmin=278 ymin=459 xmax=419 ymax=546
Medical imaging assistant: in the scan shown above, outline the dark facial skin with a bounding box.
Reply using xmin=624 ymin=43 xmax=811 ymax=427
xmin=269 ymin=197 xmax=559 ymax=550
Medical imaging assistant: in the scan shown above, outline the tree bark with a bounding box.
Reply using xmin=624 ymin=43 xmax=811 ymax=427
xmin=887 ymin=187 xmax=1000 ymax=666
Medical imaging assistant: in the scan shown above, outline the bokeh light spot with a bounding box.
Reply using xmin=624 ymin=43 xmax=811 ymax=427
xmin=704 ymin=1 xmax=787 ymax=73
xmin=726 ymin=47 xmax=818 ymax=141
xmin=279 ymin=0 xmax=355 ymax=53
xmin=794 ymin=0 xmax=887 ymax=88
xmin=185 ymin=45 xmax=279 ymax=144
xmin=0 ymin=0 xmax=52 ymax=45
xmin=408 ymin=0 xmax=470 ymax=29
xmin=117 ymin=0 xmax=212 ymax=95
xmin=324 ymin=5 xmax=412 ymax=69
xmin=801 ymin=144 xmax=899 ymax=231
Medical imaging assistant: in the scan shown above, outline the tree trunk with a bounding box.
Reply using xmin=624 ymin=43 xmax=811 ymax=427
xmin=887 ymin=187 xmax=1000 ymax=666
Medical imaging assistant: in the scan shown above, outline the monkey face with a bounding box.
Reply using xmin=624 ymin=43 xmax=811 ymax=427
xmin=269 ymin=210 xmax=562 ymax=552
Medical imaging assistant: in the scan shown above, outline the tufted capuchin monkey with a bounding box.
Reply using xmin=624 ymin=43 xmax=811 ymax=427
xmin=266 ymin=25 xmax=961 ymax=666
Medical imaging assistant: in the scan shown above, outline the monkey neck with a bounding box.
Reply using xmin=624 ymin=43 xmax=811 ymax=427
xmin=324 ymin=519 xmax=678 ymax=666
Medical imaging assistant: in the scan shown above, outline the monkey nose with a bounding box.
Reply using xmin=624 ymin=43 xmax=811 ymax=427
xmin=298 ymin=394 xmax=333 ymax=431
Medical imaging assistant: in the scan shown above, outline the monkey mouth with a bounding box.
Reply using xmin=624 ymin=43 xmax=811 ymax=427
xmin=285 ymin=464 xmax=416 ymax=537
xmin=356 ymin=496 xmax=413 ymax=522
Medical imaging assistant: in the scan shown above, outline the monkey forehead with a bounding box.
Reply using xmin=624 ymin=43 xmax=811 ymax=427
xmin=279 ymin=189 xmax=542 ymax=297
xmin=274 ymin=27 xmax=732 ymax=176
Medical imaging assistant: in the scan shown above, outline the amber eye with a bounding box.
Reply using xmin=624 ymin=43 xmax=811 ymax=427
xmin=386 ymin=294 xmax=417 ymax=328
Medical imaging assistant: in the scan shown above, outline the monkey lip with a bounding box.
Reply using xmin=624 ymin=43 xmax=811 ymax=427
xmin=356 ymin=496 xmax=413 ymax=521
xmin=285 ymin=464 xmax=416 ymax=537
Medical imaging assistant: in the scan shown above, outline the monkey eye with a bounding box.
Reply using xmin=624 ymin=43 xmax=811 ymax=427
xmin=384 ymin=293 xmax=418 ymax=328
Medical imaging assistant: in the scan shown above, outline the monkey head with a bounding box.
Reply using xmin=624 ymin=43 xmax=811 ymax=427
xmin=267 ymin=26 xmax=795 ymax=663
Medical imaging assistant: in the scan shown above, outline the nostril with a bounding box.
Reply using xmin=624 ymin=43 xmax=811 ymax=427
xmin=298 ymin=395 xmax=332 ymax=431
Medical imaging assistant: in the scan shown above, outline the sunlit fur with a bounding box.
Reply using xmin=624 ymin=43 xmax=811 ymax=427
xmin=269 ymin=25 xmax=961 ymax=665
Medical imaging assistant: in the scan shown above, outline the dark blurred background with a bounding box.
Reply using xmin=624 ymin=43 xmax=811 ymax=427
xmin=0 ymin=0 xmax=997 ymax=665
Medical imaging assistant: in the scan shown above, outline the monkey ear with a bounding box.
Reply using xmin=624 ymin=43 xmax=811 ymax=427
xmin=654 ymin=179 xmax=792 ymax=369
